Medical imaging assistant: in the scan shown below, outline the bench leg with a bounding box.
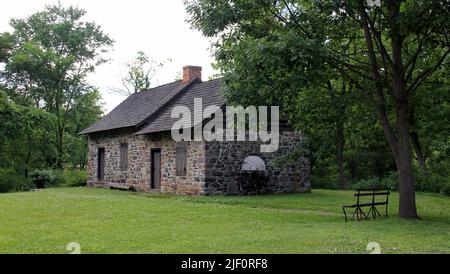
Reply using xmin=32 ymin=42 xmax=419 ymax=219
xmin=367 ymin=206 xmax=374 ymax=219
xmin=368 ymin=205 xmax=381 ymax=219
xmin=374 ymin=206 xmax=381 ymax=218
xmin=343 ymin=207 xmax=348 ymax=222
xmin=344 ymin=207 xmax=372 ymax=222
xmin=357 ymin=207 xmax=368 ymax=221
xmin=354 ymin=207 xmax=361 ymax=221
xmin=352 ymin=208 xmax=358 ymax=221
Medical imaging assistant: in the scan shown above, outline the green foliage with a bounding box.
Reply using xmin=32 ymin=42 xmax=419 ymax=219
xmin=311 ymin=177 xmax=341 ymax=190
xmin=185 ymin=0 xmax=450 ymax=208
xmin=1 ymin=4 xmax=106 ymax=176
xmin=0 ymin=173 xmax=18 ymax=193
xmin=62 ymin=169 xmax=87 ymax=187
xmin=1 ymin=167 xmax=87 ymax=192
xmin=30 ymin=170 xmax=65 ymax=189
xmin=352 ymin=177 xmax=392 ymax=191
xmin=0 ymin=169 xmax=32 ymax=193
xmin=415 ymin=172 xmax=447 ymax=194
xmin=112 ymin=51 xmax=170 ymax=95
xmin=1 ymin=3 xmax=112 ymax=168
xmin=0 ymin=91 xmax=57 ymax=175
xmin=440 ymin=183 xmax=450 ymax=197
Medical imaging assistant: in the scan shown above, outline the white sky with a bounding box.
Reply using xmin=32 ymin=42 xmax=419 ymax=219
xmin=0 ymin=0 xmax=216 ymax=112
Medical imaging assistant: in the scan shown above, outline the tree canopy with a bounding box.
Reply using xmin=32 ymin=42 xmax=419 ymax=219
xmin=0 ymin=4 xmax=109 ymax=175
xmin=185 ymin=0 xmax=450 ymax=217
xmin=0 ymin=3 xmax=112 ymax=168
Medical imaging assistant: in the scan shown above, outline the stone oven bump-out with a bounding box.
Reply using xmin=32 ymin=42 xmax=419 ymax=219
xmin=241 ymin=156 xmax=266 ymax=171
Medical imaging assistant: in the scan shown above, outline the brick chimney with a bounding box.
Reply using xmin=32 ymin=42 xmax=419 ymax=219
xmin=182 ymin=66 xmax=202 ymax=82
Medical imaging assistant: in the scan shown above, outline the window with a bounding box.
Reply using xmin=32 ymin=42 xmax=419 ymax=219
xmin=176 ymin=144 xmax=187 ymax=176
xmin=120 ymin=143 xmax=128 ymax=170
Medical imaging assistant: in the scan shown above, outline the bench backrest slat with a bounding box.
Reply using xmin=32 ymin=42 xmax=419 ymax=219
xmin=354 ymin=192 xmax=390 ymax=197
xmin=354 ymin=188 xmax=390 ymax=206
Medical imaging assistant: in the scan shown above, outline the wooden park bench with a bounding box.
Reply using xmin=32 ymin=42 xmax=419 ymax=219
xmin=342 ymin=188 xmax=390 ymax=222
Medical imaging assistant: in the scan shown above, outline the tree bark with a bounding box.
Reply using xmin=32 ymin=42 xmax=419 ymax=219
xmin=389 ymin=1 xmax=418 ymax=218
xmin=396 ymin=100 xmax=418 ymax=218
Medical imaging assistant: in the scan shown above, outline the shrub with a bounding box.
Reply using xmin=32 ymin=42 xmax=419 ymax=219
xmin=414 ymin=171 xmax=446 ymax=193
xmin=311 ymin=176 xmax=341 ymax=190
xmin=0 ymin=175 xmax=16 ymax=193
xmin=440 ymin=183 xmax=450 ymax=196
xmin=380 ymin=172 xmax=399 ymax=191
xmin=30 ymin=169 xmax=65 ymax=189
xmin=63 ymin=169 xmax=87 ymax=187
xmin=0 ymin=169 xmax=32 ymax=193
xmin=352 ymin=178 xmax=391 ymax=190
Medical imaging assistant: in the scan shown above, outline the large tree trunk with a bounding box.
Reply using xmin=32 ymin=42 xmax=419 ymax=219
xmin=395 ymin=100 xmax=418 ymax=218
xmin=390 ymin=17 xmax=419 ymax=218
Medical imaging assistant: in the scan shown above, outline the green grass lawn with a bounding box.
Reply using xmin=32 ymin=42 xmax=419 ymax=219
xmin=0 ymin=188 xmax=449 ymax=254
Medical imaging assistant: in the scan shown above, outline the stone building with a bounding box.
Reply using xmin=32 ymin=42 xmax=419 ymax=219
xmin=80 ymin=66 xmax=311 ymax=195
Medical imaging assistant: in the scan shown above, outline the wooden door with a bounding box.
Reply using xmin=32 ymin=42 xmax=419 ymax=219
xmin=98 ymin=148 xmax=105 ymax=181
xmin=151 ymin=149 xmax=161 ymax=189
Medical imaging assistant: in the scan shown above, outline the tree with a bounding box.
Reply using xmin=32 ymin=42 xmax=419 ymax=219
xmin=65 ymin=88 xmax=103 ymax=168
xmin=409 ymin=68 xmax=450 ymax=173
xmin=0 ymin=90 xmax=56 ymax=176
xmin=185 ymin=0 xmax=450 ymax=218
xmin=0 ymin=4 xmax=113 ymax=168
xmin=111 ymin=51 xmax=169 ymax=96
xmin=288 ymin=77 xmax=353 ymax=188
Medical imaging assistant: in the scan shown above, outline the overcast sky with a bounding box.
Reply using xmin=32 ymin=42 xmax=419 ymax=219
xmin=0 ymin=0 xmax=216 ymax=112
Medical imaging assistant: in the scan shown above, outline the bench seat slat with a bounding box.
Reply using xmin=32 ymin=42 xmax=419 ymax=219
xmin=344 ymin=201 xmax=388 ymax=208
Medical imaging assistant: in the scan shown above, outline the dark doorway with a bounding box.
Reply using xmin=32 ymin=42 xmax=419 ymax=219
xmin=98 ymin=148 xmax=105 ymax=181
xmin=151 ymin=149 xmax=161 ymax=190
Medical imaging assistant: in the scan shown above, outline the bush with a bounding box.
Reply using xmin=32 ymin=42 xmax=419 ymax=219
xmin=63 ymin=169 xmax=87 ymax=187
xmin=352 ymin=177 xmax=391 ymax=190
xmin=1 ymin=168 xmax=87 ymax=191
xmin=440 ymin=183 xmax=450 ymax=196
xmin=380 ymin=172 xmax=399 ymax=191
xmin=415 ymin=171 xmax=447 ymax=193
xmin=311 ymin=176 xmax=341 ymax=190
xmin=0 ymin=169 xmax=32 ymax=193
xmin=0 ymin=175 xmax=16 ymax=193
xmin=30 ymin=169 xmax=65 ymax=189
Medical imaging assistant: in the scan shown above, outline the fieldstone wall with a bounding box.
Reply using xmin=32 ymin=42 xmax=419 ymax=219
xmin=155 ymin=135 xmax=206 ymax=195
xmin=86 ymin=129 xmax=310 ymax=196
xmin=204 ymin=130 xmax=311 ymax=195
xmin=87 ymin=130 xmax=205 ymax=194
xmin=87 ymin=128 xmax=144 ymax=188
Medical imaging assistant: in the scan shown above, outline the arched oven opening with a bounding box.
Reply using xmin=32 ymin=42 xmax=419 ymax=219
xmin=239 ymin=156 xmax=269 ymax=195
